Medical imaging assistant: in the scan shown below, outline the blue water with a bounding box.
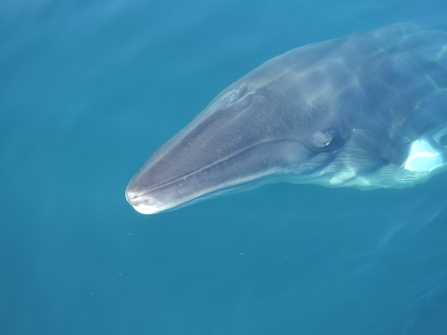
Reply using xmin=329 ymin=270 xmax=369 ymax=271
xmin=2 ymin=0 xmax=447 ymax=334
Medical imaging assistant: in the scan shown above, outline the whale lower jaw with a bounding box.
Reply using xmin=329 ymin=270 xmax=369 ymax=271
xmin=128 ymin=134 xmax=447 ymax=215
xmin=129 ymin=135 xmax=447 ymax=215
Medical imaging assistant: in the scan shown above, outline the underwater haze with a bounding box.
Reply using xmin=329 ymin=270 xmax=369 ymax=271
xmin=2 ymin=0 xmax=447 ymax=334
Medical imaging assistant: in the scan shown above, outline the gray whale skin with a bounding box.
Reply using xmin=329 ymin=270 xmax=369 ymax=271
xmin=126 ymin=23 xmax=447 ymax=215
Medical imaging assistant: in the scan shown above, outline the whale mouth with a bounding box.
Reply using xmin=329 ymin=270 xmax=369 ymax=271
xmin=125 ymin=140 xmax=314 ymax=214
xmin=127 ymin=182 xmax=254 ymax=215
xmin=125 ymin=174 xmax=261 ymax=215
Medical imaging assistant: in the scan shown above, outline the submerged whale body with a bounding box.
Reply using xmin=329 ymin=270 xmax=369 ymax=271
xmin=126 ymin=23 xmax=447 ymax=215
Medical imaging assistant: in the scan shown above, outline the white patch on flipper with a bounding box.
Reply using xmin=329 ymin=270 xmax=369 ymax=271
xmin=404 ymin=139 xmax=444 ymax=172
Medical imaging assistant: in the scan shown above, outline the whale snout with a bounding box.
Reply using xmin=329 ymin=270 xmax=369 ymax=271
xmin=125 ymin=188 xmax=166 ymax=214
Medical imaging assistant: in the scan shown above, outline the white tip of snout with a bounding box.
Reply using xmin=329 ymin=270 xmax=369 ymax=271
xmin=126 ymin=190 xmax=165 ymax=215
xmin=131 ymin=203 xmax=164 ymax=215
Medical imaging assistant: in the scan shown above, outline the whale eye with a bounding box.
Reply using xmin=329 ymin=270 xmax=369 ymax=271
xmin=310 ymin=128 xmax=337 ymax=151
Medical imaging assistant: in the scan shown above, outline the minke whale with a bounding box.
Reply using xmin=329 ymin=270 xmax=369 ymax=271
xmin=126 ymin=23 xmax=447 ymax=215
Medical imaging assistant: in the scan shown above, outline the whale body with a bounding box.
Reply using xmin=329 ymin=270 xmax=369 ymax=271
xmin=126 ymin=23 xmax=447 ymax=215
